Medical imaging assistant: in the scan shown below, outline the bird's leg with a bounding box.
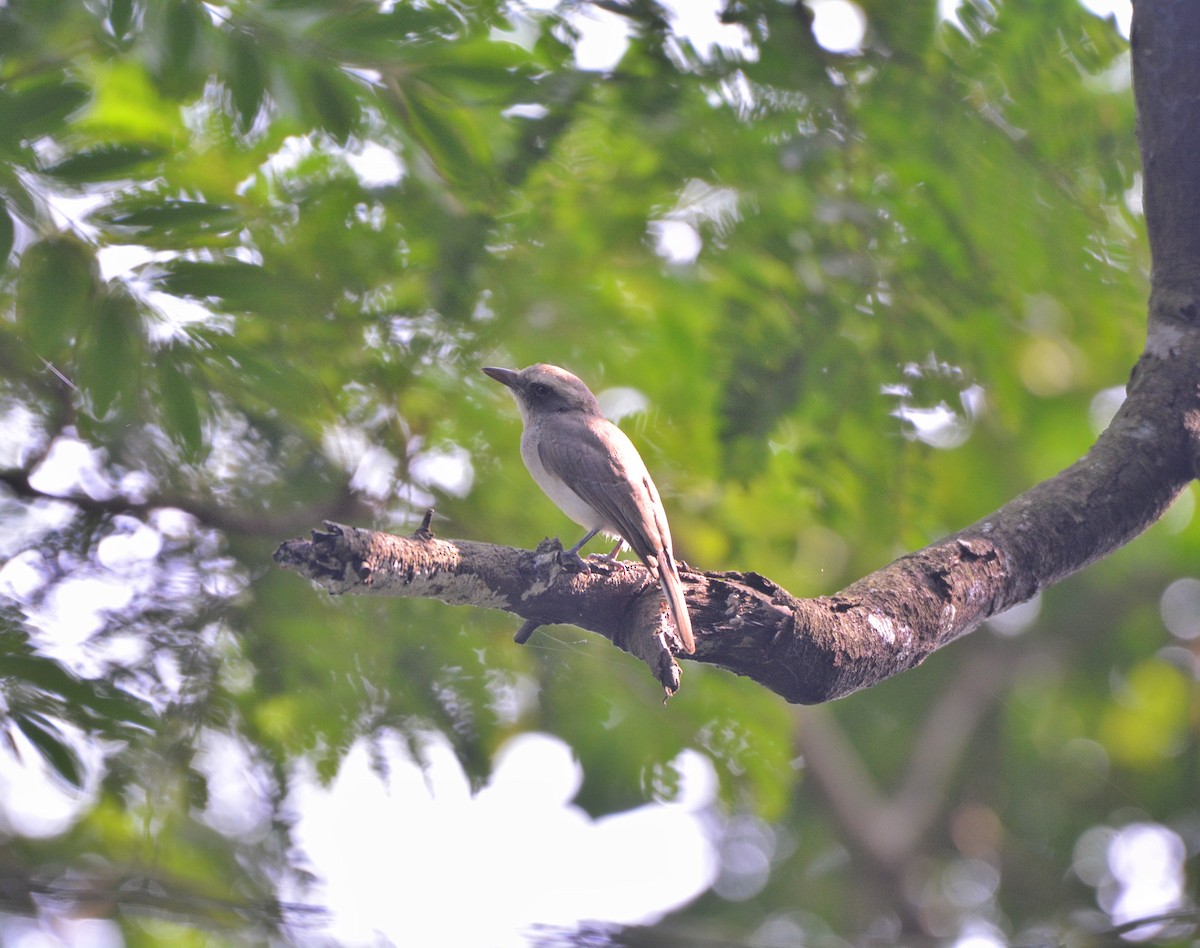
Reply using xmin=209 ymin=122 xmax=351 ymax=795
xmin=559 ymin=527 xmax=601 ymax=573
xmin=587 ymin=538 xmax=629 ymax=573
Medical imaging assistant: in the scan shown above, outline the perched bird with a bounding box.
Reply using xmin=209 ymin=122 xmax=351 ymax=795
xmin=482 ymin=363 xmax=696 ymax=654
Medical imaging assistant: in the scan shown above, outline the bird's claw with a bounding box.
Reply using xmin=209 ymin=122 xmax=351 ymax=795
xmin=585 ymin=553 xmax=629 ymax=574
xmin=557 ymin=548 xmax=592 ymax=574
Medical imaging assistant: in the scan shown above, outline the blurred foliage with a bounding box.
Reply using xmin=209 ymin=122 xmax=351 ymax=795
xmin=0 ymin=0 xmax=1194 ymax=944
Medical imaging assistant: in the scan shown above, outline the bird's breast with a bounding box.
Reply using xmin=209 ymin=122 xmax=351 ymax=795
xmin=520 ymin=427 xmax=607 ymax=530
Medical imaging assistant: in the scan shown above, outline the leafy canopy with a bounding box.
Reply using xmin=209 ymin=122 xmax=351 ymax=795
xmin=3 ymin=0 xmax=1189 ymax=943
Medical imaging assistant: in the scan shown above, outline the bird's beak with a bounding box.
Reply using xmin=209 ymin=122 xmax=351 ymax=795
xmin=482 ymin=366 xmax=521 ymax=390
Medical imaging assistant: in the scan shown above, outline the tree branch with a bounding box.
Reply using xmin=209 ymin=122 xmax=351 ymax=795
xmin=277 ymin=3 xmax=1200 ymax=704
xmin=0 ymin=466 xmax=366 ymax=538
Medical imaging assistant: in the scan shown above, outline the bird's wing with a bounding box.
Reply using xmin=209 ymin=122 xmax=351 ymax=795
xmin=539 ymin=418 xmax=696 ymax=654
xmin=536 ymin=419 xmax=669 ymax=564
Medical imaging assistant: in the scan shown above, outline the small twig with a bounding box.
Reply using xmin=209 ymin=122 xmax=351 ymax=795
xmin=414 ymin=507 xmax=435 ymax=539
xmin=514 ymin=619 xmax=541 ymax=644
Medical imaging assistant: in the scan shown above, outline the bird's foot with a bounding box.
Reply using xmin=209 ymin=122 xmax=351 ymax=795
xmin=585 ymin=552 xmax=629 ymax=574
xmin=557 ymin=548 xmax=592 ymax=574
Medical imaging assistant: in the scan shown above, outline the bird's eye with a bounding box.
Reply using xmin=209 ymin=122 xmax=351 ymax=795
xmin=530 ymin=383 xmax=551 ymax=398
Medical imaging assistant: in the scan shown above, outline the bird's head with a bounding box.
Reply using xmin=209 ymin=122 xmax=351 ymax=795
xmin=482 ymin=363 xmax=602 ymax=420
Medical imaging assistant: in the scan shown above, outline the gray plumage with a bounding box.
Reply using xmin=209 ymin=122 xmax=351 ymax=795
xmin=483 ymin=363 xmax=696 ymax=654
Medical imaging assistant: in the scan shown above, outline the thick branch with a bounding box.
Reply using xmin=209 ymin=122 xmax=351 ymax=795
xmin=1133 ymin=1 xmax=1200 ymax=320
xmin=274 ymin=525 xmax=687 ymax=696
xmin=277 ymin=349 xmax=1193 ymax=705
xmin=279 ymin=4 xmax=1200 ymax=704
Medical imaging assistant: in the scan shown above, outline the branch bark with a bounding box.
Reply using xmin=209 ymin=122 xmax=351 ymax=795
xmin=277 ymin=3 xmax=1199 ymax=704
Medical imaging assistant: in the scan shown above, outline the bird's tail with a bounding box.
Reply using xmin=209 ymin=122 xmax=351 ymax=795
xmin=656 ymin=550 xmax=695 ymax=654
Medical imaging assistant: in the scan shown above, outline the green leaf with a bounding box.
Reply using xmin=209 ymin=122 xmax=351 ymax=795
xmin=1 ymin=651 xmax=152 ymax=730
xmin=0 ymin=77 xmax=91 ymax=147
xmin=77 ymin=289 xmax=142 ymax=417
xmin=109 ymin=0 xmax=134 ymax=40
xmin=157 ymin=353 xmax=204 ymax=461
xmin=42 ymin=144 xmax=166 ymax=183
xmin=399 ymin=84 xmax=479 ymax=186
xmin=15 ymin=234 xmax=100 ymax=356
xmin=400 ymin=38 xmax=538 ymax=100
xmin=156 ymin=259 xmax=309 ymax=313
xmin=165 ymin=0 xmax=202 ymax=69
xmin=14 ymin=713 xmax=84 ymax=790
xmin=0 ymin=203 xmax=13 ymax=270
xmin=318 ymin=5 xmax=459 ymax=57
xmin=306 ymin=65 xmax=362 ymax=145
xmin=94 ymin=199 xmax=240 ymax=238
xmin=227 ymin=30 xmax=266 ymax=132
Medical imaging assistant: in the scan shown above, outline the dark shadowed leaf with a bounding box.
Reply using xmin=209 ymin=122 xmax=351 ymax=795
xmin=42 ymin=144 xmax=166 ymax=183
xmin=1 ymin=649 xmax=153 ymax=731
xmin=227 ymin=30 xmax=266 ymax=132
xmin=94 ymin=198 xmax=240 ymax=241
xmin=0 ymin=77 xmax=91 ymax=147
xmin=157 ymin=352 xmax=205 ymax=461
xmin=15 ymin=234 xmax=100 ymax=356
xmin=164 ymin=0 xmax=206 ymax=83
xmin=14 ymin=713 xmax=84 ymax=790
xmin=156 ymin=259 xmax=311 ymax=313
xmin=398 ymin=84 xmax=479 ymax=186
xmin=76 ymin=288 xmax=142 ymax=417
xmin=400 ymin=38 xmax=538 ymax=100
xmin=108 ymin=0 xmax=133 ymax=39
xmin=306 ymin=65 xmax=363 ymax=145
xmin=317 ymin=4 xmax=459 ymax=57
xmin=0 ymin=203 xmax=13 ymax=269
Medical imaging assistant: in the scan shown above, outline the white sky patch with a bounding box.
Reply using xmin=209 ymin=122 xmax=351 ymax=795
xmin=322 ymin=424 xmax=399 ymax=500
xmin=1125 ymin=171 xmax=1143 ymax=216
xmin=96 ymin=243 xmax=158 ymax=280
xmin=0 ymin=401 xmax=47 ymax=470
xmin=1105 ymin=823 xmax=1186 ymax=939
xmin=286 ymin=731 xmax=718 ymax=946
xmin=145 ymin=289 xmax=226 ymax=342
xmin=44 ymin=190 xmax=106 ymax=239
xmin=893 ymin=402 xmax=969 ymax=448
xmin=597 ymin=385 xmax=650 ymax=423
xmin=27 ymin=437 xmax=115 ymax=500
xmin=96 ymin=523 xmax=163 ymax=571
xmin=1089 ymin=384 xmax=1126 ymax=435
xmin=569 ymin=5 xmax=631 ymax=71
xmin=650 ymin=219 xmax=702 ymax=265
xmin=937 ymin=0 xmax=967 ymax=31
xmin=650 ymin=179 xmax=741 ymax=265
xmin=887 ymin=365 xmax=983 ymax=449
xmin=34 ymin=575 xmax=134 ymax=662
xmin=409 ymin=443 xmax=475 ymax=497
xmin=194 ymin=729 xmax=276 ymax=840
xmin=941 ymin=0 xmax=1131 ymax=40
xmin=1078 ymin=0 xmax=1132 ymax=38
xmin=345 ymin=141 xmax=405 ymax=187
xmin=0 ymin=720 xmax=100 ymax=838
xmin=805 ymin=0 xmax=867 ymax=55
xmin=658 ymin=0 xmax=756 ymax=62
xmin=0 ymin=550 xmax=50 ymax=603
xmin=503 ymin=102 xmax=550 ymax=120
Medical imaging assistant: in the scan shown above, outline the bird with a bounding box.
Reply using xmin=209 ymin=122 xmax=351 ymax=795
xmin=482 ymin=363 xmax=696 ymax=654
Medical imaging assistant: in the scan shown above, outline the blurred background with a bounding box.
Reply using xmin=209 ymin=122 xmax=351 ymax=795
xmin=3 ymin=0 xmax=1194 ymax=945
